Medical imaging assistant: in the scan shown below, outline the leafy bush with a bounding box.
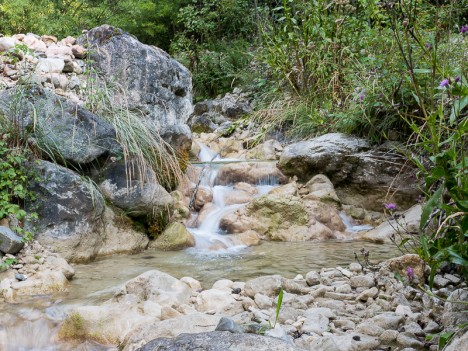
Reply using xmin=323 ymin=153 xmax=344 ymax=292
xmin=378 ymin=0 xmax=468 ymax=284
xmin=0 ymin=140 xmax=37 ymax=241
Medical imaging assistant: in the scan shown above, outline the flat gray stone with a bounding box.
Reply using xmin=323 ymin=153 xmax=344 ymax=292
xmin=137 ymin=331 xmax=302 ymax=351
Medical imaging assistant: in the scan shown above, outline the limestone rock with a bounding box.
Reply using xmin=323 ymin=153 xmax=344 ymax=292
xmin=195 ymin=289 xmax=243 ymax=315
xmin=278 ymin=133 xmax=419 ymax=211
xmin=78 ymin=25 xmax=193 ymax=154
xmin=304 ymin=174 xmax=340 ymax=204
xmin=355 ymin=205 xmax=422 ymax=243
xmin=0 ymin=37 xmax=17 ymax=52
xmin=244 ymin=275 xmax=283 ymax=298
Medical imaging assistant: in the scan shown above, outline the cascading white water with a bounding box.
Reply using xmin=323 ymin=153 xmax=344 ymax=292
xmin=339 ymin=212 xmax=374 ymax=232
xmin=187 ymin=144 xmax=282 ymax=252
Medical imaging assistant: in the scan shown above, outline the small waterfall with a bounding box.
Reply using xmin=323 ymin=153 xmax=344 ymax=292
xmin=198 ymin=142 xmax=221 ymax=162
xmin=339 ymin=212 xmax=373 ymax=233
xmin=188 ymin=143 xmax=281 ymax=252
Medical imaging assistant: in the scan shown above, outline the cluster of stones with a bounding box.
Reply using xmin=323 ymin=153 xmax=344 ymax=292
xmin=0 ymin=240 xmax=74 ymax=303
xmin=57 ymin=254 xmax=467 ymax=351
xmin=0 ymin=33 xmax=86 ymax=97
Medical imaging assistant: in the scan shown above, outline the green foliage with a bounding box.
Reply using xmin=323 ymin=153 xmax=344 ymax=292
xmin=171 ymin=0 xmax=259 ymax=99
xmin=0 ymin=140 xmax=37 ymax=241
xmin=0 ymin=0 xmax=188 ymax=50
xmin=379 ymin=1 xmax=468 ymax=285
xmin=0 ymin=257 xmax=17 ymax=270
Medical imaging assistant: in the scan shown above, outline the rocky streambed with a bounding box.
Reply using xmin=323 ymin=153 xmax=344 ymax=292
xmin=3 ymin=252 xmax=466 ymax=351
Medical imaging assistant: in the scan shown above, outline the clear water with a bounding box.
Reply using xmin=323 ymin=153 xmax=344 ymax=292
xmin=0 ymin=142 xmax=396 ymax=350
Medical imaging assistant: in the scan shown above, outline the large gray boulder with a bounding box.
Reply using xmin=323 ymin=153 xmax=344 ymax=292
xmin=78 ymin=25 xmax=193 ymax=154
xmin=278 ymin=133 xmax=419 ymax=211
xmin=0 ymin=226 xmax=24 ymax=254
xmin=136 ymin=331 xmax=301 ymax=351
xmin=0 ymin=86 xmax=119 ymax=165
xmin=26 ymin=160 xmax=105 ymax=262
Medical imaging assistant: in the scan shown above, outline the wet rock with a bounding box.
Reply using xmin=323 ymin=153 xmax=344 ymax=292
xmin=136 ymin=331 xmax=300 ymax=351
xmin=223 ymin=189 xmax=254 ymax=206
xmin=98 ymin=207 xmax=149 ymax=257
xmin=0 ymin=226 xmax=24 ymax=254
xmin=190 ymin=186 xmax=213 ymax=211
xmin=150 ymin=223 xmax=195 ymax=251
xmin=220 ymin=193 xmax=347 ymax=242
xmin=215 ymin=162 xmax=287 ymax=186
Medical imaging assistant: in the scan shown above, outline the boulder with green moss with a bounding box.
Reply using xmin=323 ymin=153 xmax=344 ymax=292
xmin=220 ymin=184 xmax=347 ymax=242
xmin=150 ymin=222 xmax=195 ymax=250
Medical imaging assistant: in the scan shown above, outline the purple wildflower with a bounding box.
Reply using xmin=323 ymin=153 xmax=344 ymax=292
xmin=455 ymin=76 xmax=461 ymax=83
xmin=384 ymin=203 xmax=397 ymax=211
xmin=424 ymin=43 xmax=432 ymax=50
xmin=440 ymin=79 xmax=450 ymax=88
xmin=461 ymin=25 xmax=468 ymax=34
xmin=406 ymin=267 xmax=415 ymax=281
xmin=359 ymin=93 xmax=365 ymax=102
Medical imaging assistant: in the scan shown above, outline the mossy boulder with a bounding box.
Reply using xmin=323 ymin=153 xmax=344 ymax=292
xmin=150 ymin=223 xmax=195 ymax=251
xmin=220 ymin=189 xmax=346 ymax=242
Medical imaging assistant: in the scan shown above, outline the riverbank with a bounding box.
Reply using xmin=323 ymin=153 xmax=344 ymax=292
xmin=57 ymin=254 xmax=468 ymax=350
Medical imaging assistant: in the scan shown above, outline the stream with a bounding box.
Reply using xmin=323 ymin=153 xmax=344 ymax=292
xmin=0 ymin=143 xmax=399 ymax=351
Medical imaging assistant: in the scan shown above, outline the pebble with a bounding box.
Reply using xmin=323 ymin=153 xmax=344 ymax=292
xmin=351 ymin=275 xmax=375 ymax=289
xmin=357 ymin=287 xmax=378 ymax=301
xmin=397 ymin=332 xmax=425 ymax=348
xmin=15 ymin=274 xmax=27 ymax=281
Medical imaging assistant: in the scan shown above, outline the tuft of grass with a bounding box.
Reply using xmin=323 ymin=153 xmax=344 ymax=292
xmin=80 ymin=74 xmax=184 ymax=191
xmin=58 ymin=312 xmax=87 ymax=341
